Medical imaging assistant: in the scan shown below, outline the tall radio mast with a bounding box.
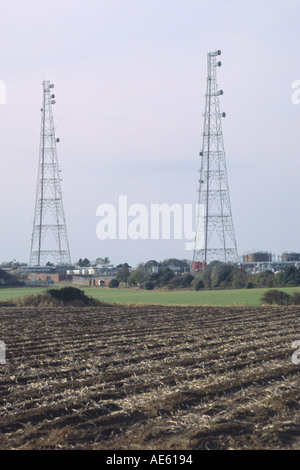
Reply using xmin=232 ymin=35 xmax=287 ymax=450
xmin=192 ymin=50 xmax=238 ymax=268
xmin=29 ymin=80 xmax=71 ymax=266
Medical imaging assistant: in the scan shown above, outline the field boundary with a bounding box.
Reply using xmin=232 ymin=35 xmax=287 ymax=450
xmin=1 ymin=285 xmax=300 ymax=307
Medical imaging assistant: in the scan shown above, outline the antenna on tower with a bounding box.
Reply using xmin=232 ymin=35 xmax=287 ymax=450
xmin=29 ymin=80 xmax=71 ymax=266
xmin=192 ymin=50 xmax=238 ymax=272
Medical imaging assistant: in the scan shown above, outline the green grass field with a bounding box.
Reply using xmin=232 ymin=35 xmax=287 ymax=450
xmin=0 ymin=287 xmax=48 ymax=301
xmin=1 ymin=285 xmax=300 ymax=306
xmin=84 ymin=286 xmax=300 ymax=306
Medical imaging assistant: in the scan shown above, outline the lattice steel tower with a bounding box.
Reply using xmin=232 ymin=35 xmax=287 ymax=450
xmin=193 ymin=50 xmax=238 ymax=266
xmin=29 ymin=80 xmax=71 ymax=266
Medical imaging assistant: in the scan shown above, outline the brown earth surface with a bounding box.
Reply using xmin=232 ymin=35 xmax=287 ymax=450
xmin=0 ymin=304 xmax=300 ymax=450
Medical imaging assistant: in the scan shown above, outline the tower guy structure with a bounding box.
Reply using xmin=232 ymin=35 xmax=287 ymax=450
xmin=192 ymin=50 xmax=238 ymax=270
xmin=29 ymin=81 xmax=71 ymax=266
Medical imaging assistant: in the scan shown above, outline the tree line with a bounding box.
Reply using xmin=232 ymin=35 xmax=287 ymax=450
xmin=111 ymin=261 xmax=300 ymax=291
xmin=2 ymin=256 xmax=300 ymax=292
xmin=194 ymin=262 xmax=300 ymax=291
xmin=111 ymin=259 xmax=191 ymax=290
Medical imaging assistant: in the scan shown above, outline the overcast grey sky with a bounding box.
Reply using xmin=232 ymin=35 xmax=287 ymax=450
xmin=0 ymin=0 xmax=300 ymax=267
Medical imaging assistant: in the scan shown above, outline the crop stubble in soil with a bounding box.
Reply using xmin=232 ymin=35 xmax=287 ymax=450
xmin=0 ymin=304 xmax=300 ymax=450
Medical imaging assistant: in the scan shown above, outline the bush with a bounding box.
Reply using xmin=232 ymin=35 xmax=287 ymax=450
xmin=290 ymin=292 xmax=300 ymax=305
xmin=195 ymin=278 xmax=205 ymax=291
xmin=167 ymin=275 xmax=184 ymax=290
xmin=0 ymin=268 xmax=25 ymax=287
xmin=260 ymin=289 xmax=291 ymax=306
xmin=277 ymin=265 xmax=300 ymax=286
xmin=48 ymin=286 xmax=85 ymax=302
xmin=144 ymin=281 xmax=155 ymax=290
xmin=158 ymin=268 xmax=174 ymax=287
xmin=109 ymin=278 xmax=119 ymax=288
xmin=231 ymin=268 xmax=248 ymax=289
xmin=182 ymin=273 xmax=194 ymax=288
xmin=127 ymin=269 xmax=147 ymax=286
xmin=211 ymin=263 xmax=235 ymax=288
xmin=245 ymin=281 xmax=254 ymax=289
xmin=15 ymin=287 xmax=104 ymax=307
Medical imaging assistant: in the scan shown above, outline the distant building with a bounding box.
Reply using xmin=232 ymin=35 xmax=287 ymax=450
xmin=25 ymin=265 xmax=71 ymax=283
xmin=281 ymin=252 xmax=300 ymax=262
xmin=243 ymin=252 xmax=272 ymax=263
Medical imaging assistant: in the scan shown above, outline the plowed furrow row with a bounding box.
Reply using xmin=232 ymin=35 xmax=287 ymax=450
xmin=0 ymin=305 xmax=300 ymax=450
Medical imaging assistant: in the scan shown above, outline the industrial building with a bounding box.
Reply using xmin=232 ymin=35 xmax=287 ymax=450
xmin=240 ymin=251 xmax=300 ymax=273
xmin=24 ymin=265 xmax=72 ymax=284
xmin=242 ymin=252 xmax=272 ymax=263
xmin=66 ymin=265 xmax=121 ymax=287
xmin=281 ymin=252 xmax=300 ymax=262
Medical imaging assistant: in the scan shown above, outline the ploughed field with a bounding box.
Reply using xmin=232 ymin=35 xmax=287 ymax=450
xmin=0 ymin=304 xmax=300 ymax=450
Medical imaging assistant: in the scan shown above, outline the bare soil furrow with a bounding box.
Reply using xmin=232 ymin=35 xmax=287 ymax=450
xmin=0 ymin=304 xmax=300 ymax=449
